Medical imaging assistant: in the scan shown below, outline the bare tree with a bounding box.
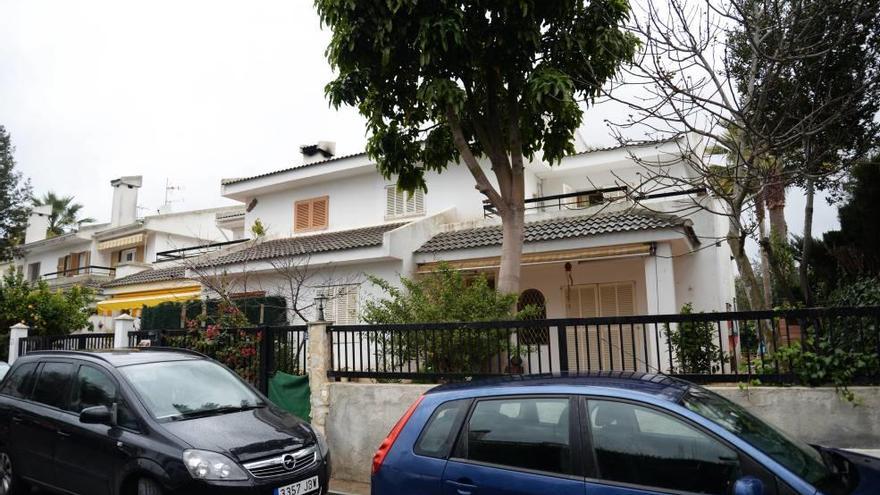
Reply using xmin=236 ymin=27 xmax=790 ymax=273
xmin=601 ymin=0 xmax=877 ymax=308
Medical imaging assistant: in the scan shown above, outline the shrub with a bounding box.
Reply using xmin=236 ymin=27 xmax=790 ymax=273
xmin=665 ymin=303 xmax=722 ymax=374
xmin=363 ymin=264 xmax=539 ymax=376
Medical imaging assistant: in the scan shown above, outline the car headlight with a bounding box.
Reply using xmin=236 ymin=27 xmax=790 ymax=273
xmin=183 ymin=449 xmax=248 ymax=481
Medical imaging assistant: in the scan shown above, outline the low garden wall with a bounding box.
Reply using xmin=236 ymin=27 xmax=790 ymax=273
xmin=325 ymin=382 xmax=880 ymax=484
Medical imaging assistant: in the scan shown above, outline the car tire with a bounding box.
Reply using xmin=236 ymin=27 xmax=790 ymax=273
xmin=137 ymin=478 xmax=165 ymax=495
xmin=0 ymin=450 xmax=27 ymax=495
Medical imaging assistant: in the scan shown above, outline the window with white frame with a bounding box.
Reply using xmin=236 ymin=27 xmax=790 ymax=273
xmin=385 ymin=185 xmax=424 ymax=219
xmin=322 ymin=285 xmax=359 ymax=325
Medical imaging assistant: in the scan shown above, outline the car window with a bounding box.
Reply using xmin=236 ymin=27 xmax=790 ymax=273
xmin=0 ymin=362 xmax=38 ymax=399
xmin=119 ymin=359 xmax=262 ymax=420
xmin=587 ymin=400 xmax=741 ymax=494
xmin=464 ymin=397 xmax=572 ymax=475
xmin=31 ymin=362 xmax=75 ymax=409
xmin=116 ymin=400 xmax=141 ymax=431
xmin=71 ymin=365 xmax=117 ymax=413
xmin=415 ymin=399 xmax=469 ymax=458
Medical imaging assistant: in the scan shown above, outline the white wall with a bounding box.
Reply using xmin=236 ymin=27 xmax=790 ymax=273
xmin=144 ymin=208 xmax=231 ymax=241
xmin=21 ymin=238 xmax=92 ymax=278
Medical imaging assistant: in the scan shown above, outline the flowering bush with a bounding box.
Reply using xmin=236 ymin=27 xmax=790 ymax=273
xmin=169 ymin=301 xmax=265 ymax=386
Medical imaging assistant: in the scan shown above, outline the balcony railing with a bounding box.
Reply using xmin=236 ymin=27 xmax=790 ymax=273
xmin=42 ymin=266 xmax=116 ymax=280
xmin=483 ymin=186 xmax=707 ymax=218
xmin=155 ymin=238 xmax=250 ymax=262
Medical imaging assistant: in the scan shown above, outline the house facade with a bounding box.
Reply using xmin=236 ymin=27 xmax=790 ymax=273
xmin=9 ymin=175 xmax=244 ymax=330
xmin=180 ymin=138 xmax=738 ymax=374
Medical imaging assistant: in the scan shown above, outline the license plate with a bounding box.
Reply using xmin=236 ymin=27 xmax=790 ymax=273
xmin=275 ymin=476 xmax=320 ymax=495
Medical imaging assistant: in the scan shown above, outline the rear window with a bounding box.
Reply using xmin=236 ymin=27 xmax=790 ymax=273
xmin=31 ymin=362 xmax=75 ymax=409
xmin=414 ymin=399 xmax=470 ymax=458
xmin=0 ymin=362 xmax=38 ymax=399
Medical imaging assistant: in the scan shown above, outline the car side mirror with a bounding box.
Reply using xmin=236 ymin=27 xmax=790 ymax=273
xmin=733 ymin=476 xmax=764 ymax=495
xmin=80 ymin=405 xmax=114 ymax=426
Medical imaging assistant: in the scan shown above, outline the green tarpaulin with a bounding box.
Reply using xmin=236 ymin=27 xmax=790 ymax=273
xmin=268 ymin=371 xmax=311 ymax=422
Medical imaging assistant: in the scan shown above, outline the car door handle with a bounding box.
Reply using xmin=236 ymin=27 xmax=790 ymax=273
xmin=446 ymin=478 xmax=478 ymax=495
xmin=11 ymin=416 xmax=23 ymax=424
xmin=56 ymin=429 xmax=72 ymax=438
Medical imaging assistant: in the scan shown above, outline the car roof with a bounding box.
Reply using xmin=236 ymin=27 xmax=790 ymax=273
xmin=21 ymin=347 xmax=205 ymax=367
xmin=426 ymin=372 xmax=693 ymax=403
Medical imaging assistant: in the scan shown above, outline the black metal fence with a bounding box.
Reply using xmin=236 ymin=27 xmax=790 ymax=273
xmin=18 ymin=333 xmax=116 ymax=356
xmin=327 ymin=307 xmax=880 ymax=384
xmin=17 ymin=325 xmax=309 ymax=394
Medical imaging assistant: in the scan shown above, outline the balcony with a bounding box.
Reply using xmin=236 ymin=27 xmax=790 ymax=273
xmin=42 ymin=266 xmax=116 ymax=289
xmin=154 ymin=238 xmax=250 ymax=262
xmin=482 ymin=186 xmax=707 ymax=218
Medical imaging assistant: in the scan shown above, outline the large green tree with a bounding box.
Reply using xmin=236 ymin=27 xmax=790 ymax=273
xmin=316 ymin=0 xmax=638 ymax=292
xmin=0 ymin=126 xmax=32 ymax=261
xmin=32 ymin=191 xmax=95 ymax=237
xmin=0 ymin=269 xmax=95 ymax=360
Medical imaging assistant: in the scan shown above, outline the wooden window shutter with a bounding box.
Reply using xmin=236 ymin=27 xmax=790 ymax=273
xmin=57 ymin=256 xmax=66 ymax=273
xmin=312 ymin=197 xmax=328 ymax=229
xmin=295 ymin=201 xmax=311 ymax=231
xmin=294 ymin=196 xmax=329 ymax=232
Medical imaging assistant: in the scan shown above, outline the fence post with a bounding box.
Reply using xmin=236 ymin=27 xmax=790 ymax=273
xmin=258 ymin=327 xmax=274 ymax=395
xmin=307 ymin=317 xmax=332 ymax=437
xmin=114 ymin=314 xmax=135 ymax=349
xmin=9 ymin=323 xmax=29 ymax=364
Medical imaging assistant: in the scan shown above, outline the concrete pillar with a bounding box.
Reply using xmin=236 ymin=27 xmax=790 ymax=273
xmin=8 ymin=323 xmax=29 ymax=364
xmin=644 ymin=242 xmax=677 ymax=373
xmin=114 ymin=314 xmax=135 ymax=349
xmin=307 ymin=319 xmax=331 ymax=436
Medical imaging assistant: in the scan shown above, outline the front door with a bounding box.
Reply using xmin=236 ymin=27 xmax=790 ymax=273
xmin=441 ymin=396 xmax=584 ymax=495
xmin=565 ymin=282 xmax=643 ymax=372
xmin=53 ymin=364 xmax=131 ymax=495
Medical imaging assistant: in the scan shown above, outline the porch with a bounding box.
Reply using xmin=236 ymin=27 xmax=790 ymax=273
xmin=411 ymin=208 xmax=723 ymax=373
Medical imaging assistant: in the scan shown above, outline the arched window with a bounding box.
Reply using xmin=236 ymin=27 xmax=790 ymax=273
xmin=517 ymin=289 xmax=548 ymax=345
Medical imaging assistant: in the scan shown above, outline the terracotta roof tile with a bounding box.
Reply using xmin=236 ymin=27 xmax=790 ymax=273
xmin=102 ymin=266 xmax=187 ymax=288
xmin=197 ymin=222 xmax=406 ymax=267
xmin=416 ymin=210 xmax=689 ymax=253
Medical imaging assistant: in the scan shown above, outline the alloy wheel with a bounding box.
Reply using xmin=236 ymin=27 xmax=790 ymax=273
xmin=0 ymin=452 xmax=12 ymax=495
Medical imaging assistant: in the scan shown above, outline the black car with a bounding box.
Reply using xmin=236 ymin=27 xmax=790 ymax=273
xmin=0 ymin=348 xmax=330 ymax=495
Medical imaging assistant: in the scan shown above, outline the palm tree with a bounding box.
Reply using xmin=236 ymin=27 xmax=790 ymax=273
xmin=31 ymin=192 xmax=95 ymax=237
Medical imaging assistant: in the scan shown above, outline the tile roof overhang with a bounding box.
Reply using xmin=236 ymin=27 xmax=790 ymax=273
xmin=195 ymin=222 xmax=408 ymax=268
xmin=102 ymin=266 xmax=187 ymax=288
xmin=415 ymin=210 xmax=698 ymax=254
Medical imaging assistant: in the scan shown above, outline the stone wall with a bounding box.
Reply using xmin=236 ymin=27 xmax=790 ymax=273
xmin=324 ymin=382 xmax=880 ymax=484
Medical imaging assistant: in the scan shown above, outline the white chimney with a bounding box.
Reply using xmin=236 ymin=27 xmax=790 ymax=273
xmin=24 ymin=204 xmax=53 ymax=244
xmin=110 ymin=176 xmax=143 ymax=227
xmin=300 ymin=141 xmax=336 ymax=164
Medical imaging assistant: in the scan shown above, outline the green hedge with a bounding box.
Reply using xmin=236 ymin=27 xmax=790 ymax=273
xmin=140 ymin=296 xmax=287 ymax=330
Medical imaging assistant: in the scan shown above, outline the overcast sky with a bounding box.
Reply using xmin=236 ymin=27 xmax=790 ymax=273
xmin=0 ymin=0 xmax=838 ymax=242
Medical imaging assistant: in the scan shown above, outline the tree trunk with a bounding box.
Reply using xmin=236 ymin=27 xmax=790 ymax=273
xmin=727 ymin=224 xmax=764 ymax=310
xmin=765 ymin=168 xmax=788 ymax=241
xmin=799 ymin=178 xmax=815 ymax=305
xmin=497 ymin=202 xmax=525 ymax=294
xmin=756 ymin=198 xmax=773 ymax=308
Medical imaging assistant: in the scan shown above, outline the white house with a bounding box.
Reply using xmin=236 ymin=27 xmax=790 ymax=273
xmin=160 ymin=138 xmax=737 ymax=372
xmin=10 ymin=175 xmax=245 ymax=329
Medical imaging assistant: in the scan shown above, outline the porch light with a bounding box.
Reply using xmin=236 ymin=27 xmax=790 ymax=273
xmin=315 ymin=293 xmax=328 ymax=321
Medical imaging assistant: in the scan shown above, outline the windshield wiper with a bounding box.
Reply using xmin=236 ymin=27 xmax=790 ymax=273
xmin=170 ymin=403 xmax=266 ymax=421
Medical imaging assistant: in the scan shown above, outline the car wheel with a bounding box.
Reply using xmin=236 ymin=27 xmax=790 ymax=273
xmin=137 ymin=478 xmax=165 ymax=495
xmin=0 ymin=450 xmax=26 ymax=495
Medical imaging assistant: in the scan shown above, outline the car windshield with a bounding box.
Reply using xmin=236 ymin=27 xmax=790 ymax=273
xmin=119 ymin=359 xmax=263 ymax=421
xmin=682 ymin=387 xmax=840 ymax=488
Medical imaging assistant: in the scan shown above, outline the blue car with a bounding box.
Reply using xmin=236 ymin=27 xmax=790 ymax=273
xmin=371 ymin=373 xmax=879 ymax=495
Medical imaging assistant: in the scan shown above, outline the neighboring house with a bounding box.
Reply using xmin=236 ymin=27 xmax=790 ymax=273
xmin=11 ymin=175 xmax=245 ymax=330
xmin=208 ymin=138 xmax=736 ymax=369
